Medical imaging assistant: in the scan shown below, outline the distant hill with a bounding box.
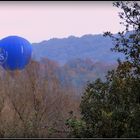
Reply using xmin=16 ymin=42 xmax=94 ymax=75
xmin=31 ymin=33 xmax=127 ymax=90
xmin=32 ymin=34 xmax=124 ymax=65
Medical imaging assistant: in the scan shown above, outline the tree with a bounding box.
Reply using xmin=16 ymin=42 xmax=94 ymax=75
xmin=104 ymin=1 xmax=140 ymax=77
xmin=66 ymin=1 xmax=140 ymax=138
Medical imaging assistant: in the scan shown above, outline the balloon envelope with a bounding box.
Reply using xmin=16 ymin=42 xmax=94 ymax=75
xmin=0 ymin=36 xmax=32 ymax=70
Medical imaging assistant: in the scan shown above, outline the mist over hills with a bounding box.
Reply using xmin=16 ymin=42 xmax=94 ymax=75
xmin=31 ymin=33 xmax=125 ymax=89
xmin=32 ymin=34 xmax=124 ymax=65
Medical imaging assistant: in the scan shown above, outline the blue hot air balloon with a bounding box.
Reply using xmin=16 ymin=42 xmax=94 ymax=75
xmin=0 ymin=36 xmax=32 ymax=70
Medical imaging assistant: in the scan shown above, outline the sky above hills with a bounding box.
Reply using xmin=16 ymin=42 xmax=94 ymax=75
xmin=0 ymin=1 xmax=124 ymax=43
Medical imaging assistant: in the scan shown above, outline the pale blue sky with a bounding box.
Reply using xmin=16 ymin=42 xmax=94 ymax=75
xmin=0 ymin=1 xmax=124 ymax=43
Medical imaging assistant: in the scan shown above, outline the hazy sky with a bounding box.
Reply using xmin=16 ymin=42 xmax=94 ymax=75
xmin=0 ymin=1 xmax=124 ymax=43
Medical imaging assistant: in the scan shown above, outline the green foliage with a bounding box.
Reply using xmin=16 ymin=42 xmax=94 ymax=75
xmin=66 ymin=1 xmax=140 ymax=138
xmin=66 ymin=118 xmax=86 ymax=138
